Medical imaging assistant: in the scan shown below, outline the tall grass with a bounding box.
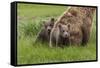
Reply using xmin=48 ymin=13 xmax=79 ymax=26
xmin=17 ymin=4 xmax=97 ymax=65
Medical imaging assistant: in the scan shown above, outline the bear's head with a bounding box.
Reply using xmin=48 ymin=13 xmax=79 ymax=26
xmin=43 ymin=18 xmax=55 ymax=34
xmin=58 ymin=23 xmax=70 ymax=39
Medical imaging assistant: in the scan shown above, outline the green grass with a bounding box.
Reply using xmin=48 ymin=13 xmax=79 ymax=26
xmin=17 ymin=3 xmax=97 ymax=65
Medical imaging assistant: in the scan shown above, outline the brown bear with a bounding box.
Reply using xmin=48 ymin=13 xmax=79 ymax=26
xmin=50 ymin=23 xmax=70 ymax=48
xmin=49 ymin=7 xmax=96 ymax=47
xmin=50 ymin=18 xmax=83 ymax=47
xmin=68 ymin=7 xmax=96 ymax=45
xmin=36 ymin=18 xmax=55 ymax=42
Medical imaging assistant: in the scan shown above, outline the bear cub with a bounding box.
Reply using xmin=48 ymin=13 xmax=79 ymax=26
xmin=50 ymin=23 xmax=70 ymax=48
xmin=37 ymin=18 xmax=55 ymax=42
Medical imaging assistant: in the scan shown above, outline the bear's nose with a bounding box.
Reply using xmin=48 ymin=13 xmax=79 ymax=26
xmin=47 ymin=27 xmax=51 ymax=33
xmin=48 ymin=29 xmax=51 ymax=32
xmin=47 ymin=26 xmax=51 ymax=30
xmin=64 ymin=32 xmax=69 ymax=37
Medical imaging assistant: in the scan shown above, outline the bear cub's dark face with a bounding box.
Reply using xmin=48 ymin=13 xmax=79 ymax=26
xmin=37 ymin=18 xmax=55 ymax=42
xmin=44 ymin=18 xmax=55 ymax=34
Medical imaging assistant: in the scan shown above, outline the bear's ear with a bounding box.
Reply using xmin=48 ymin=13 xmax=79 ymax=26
xmin=71 ymin=12 xmax=77 ymax=16
xmin=50 ymin=18 xmax=55 ymax=22
xmin=50 ymin=18 xmax=55 ymax=25
xmin=70 ymin=10 xmax=78 ymax=17
xmin=42 ymin=21 xmax=47 ymax=27
xmin=58 ymin=24 xmax=62 ymax=29
xmin=66 ymin=12 xmax=73 ymax=17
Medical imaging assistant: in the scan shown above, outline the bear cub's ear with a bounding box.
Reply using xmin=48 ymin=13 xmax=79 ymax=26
xmin=50 ymin=18 xmax=55 ymax=24
xmin=58 ymin=24 xmax=62 ymax=29
xmin=50 ymin=18 xmax=55 ymax=22
xmin=42 ymin=21 xmax=47 ymax=28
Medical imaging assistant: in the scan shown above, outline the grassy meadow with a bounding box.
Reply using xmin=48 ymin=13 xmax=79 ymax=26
xmin=17 ymin=3 xmax=97 ymax=65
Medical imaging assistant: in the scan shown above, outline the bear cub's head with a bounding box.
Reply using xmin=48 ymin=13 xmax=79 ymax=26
xmin=43 ymin=18 xmax=55 ymax=34
xmin=58 ymin=23 xmax=70 ymax=39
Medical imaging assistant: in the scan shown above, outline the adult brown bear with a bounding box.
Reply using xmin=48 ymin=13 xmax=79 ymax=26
xmin=68 ymin=7 xmax=96 ymax=45
xmin=49 ymin=7 xmax=96 ymax=47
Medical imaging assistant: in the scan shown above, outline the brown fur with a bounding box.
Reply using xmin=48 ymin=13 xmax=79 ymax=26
xmin=50 ymin=24 xmax=70 ymax=47
xmin=50 ymin=7 xmax=96 ymax=47
xmin=37 ymin=18 xmax=55 ymax=42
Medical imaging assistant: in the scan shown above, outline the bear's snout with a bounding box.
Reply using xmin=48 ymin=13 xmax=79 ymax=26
xmin=47 ymin=26 xmax=52 ymax=33
xmin=63 ymin=32 xmax=70 ymax=38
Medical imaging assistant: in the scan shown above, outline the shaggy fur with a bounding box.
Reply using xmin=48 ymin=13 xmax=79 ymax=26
xmin=49 ymin=7 xmax=96 ymax=47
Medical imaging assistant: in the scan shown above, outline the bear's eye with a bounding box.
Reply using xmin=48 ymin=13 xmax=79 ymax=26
xmin=50 ymin=24 xmax=53 ymax=27
xmin=44 ymin=25 xmax=47 ymax=28
xmin=62 ymin=30 xmax=65 ymax=32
